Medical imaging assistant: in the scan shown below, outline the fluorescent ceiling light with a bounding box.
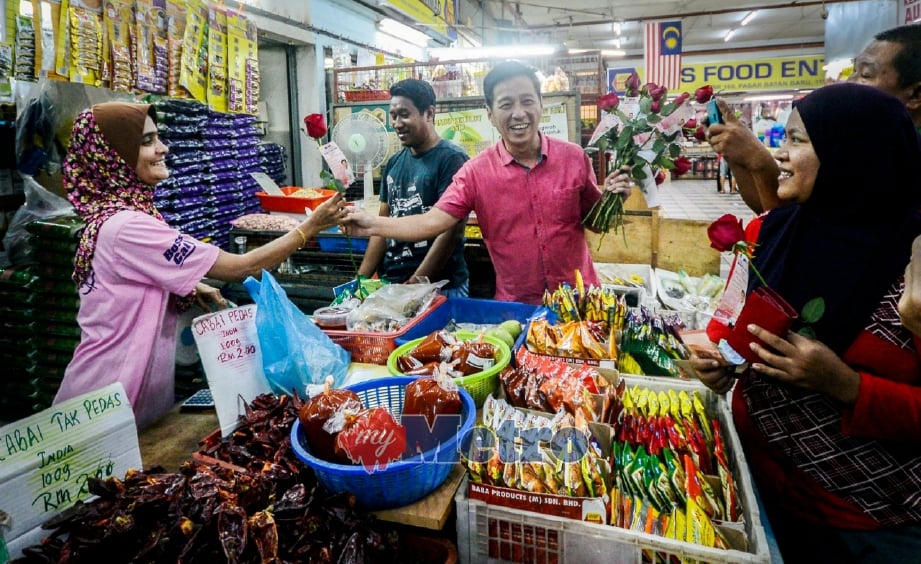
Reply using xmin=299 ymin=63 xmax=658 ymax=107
xmin=613 ymin=22 xmax=622 ymax=35
xmin=743 ymin=94 xmax=794 ymax=102
xmin=428 ymin=44 xmax=557 ymax=61
xmin=741 ymin=10 xmax=758 ymax=26
xmin=378 ymin=17 xmax=431 ymax=47
xmin=600 ymin=49 xmax=626 ymax=58
xmin=724 ymin=29 xmax=735 ymax=42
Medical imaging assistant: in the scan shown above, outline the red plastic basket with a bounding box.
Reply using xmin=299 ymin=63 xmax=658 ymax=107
xmin=323 ymin=295 xmax=446 ymax=364
xmin=343 ymin=90 xmax=391 ymax=102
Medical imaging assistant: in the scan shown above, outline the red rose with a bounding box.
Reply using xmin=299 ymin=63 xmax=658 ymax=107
xmin=625 ymin=72 xmax=641 ymax=94
xmin=707 ymin=213 xmax=745 ymax=252
xmin=683 ymin=118 xmax=697 ymax=130
xmin=304 ymin=113 xmax=327 ymax=140
xmin=654 ymin=169 xmax=667 ymax=185
xmin=694 ymin=85 xmax=714 ymax=104
xmin=650 ymin=86 xmax=667 ymax=102
xmin=694 ymin=124 xmax=707 ymax=141
xmin=673 ymin=92 xmax=690 ymax=106
xmin=598 ymin=92 xmax=620 ymax=112
xmin=650 ymin=100 xmax=661 ymax=114
xmin=672 ymin=156 xmax=692 ymax=176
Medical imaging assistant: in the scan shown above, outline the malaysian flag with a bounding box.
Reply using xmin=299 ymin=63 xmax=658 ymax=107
xmin=644 ymin=21 xmax=683 ymax=90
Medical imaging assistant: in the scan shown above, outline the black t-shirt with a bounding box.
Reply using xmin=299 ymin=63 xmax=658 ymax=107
xmin=378 ymin=140 xmax=469 ymax=289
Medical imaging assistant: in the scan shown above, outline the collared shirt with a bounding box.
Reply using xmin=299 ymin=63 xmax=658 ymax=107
xmin=436 ymin=134 xmax=602 ymax=304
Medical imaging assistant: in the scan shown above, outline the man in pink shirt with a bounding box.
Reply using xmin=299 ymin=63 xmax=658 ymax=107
xmin=344 ymin=60 xmax=632 ymax=304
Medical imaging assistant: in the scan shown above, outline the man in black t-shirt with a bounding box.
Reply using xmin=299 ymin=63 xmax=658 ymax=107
xmin=358 ymin=79 xmax=470 ymax=296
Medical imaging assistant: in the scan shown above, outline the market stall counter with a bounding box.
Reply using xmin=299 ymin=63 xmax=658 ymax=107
xmin=138 ymin=364 xmax=466 ymax=532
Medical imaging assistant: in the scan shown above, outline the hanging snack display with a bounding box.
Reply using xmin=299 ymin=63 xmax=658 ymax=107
xmin=8 ymin=0 xmax=259 ymax=112
xmin=104 ymin=0 xmax=134 ymax=92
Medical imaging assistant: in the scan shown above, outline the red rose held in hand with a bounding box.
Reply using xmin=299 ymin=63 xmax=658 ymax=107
xmin=707 ymin=214 xmax=745 ymax=252
xmin=672 ymin=156 xmax=692 ymax=176
xmin=694 ymin=124 xmax=707 ymax=141
xmin=598 ymin=92 xmax=620 ymax=111
xmin=304 ymin=113 xmax=327 ymax=140
xmin=694 ymin=85 xmax=714 ymax=104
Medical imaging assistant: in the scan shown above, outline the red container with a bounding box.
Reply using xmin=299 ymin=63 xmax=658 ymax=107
xmin=323 ymin=296 xmax=447 ymax=364
xmin=725 ymin=287 xmax=798 ymax=363
xmin=256 ymin=187 xmax=337 ymax=214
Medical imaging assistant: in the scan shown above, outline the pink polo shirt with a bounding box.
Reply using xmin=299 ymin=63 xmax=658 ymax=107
xmin=436 ymin=134 xmax=602 ymax=304
xmin=55 ymin=211 xmax=220 ymax=428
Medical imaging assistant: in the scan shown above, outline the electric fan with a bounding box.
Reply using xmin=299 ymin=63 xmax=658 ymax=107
xmin=330 ymin=111 xmax=392 ymax=204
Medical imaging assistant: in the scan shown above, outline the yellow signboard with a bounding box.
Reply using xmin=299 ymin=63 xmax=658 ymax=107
xmin=608 ymin=55 xmax=826 ymax=94
xmin=679 ymin=55 xmax=825 ymax=92
xmin=381 ymin=0 xmax=456 ymax=39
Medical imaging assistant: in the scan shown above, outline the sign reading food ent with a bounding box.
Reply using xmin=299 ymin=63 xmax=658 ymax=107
xmin=608 ymin=55 xmax=826 ymax=94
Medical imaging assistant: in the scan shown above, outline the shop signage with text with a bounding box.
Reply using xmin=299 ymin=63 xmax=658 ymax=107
xmin=609 ymin=55 xmax=825 ymax=94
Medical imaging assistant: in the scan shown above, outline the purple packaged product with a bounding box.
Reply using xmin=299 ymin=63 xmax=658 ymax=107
xmin=166 ymin=138 xmax=204 ymax=151
xmin=208 ymin=160 xmax=237 ymax=173
xmin=213 ymin=170 xmax=240 ymax=182
xmin=171 ymin=195 xmax=214 ymax=209
xmin=176 ymin=185 xmax=208 ymax=199
xmin=235 ymin=147 xmax=260 ymax=160
xmin=208 ymin=147 xmax=235 ymax=159
xmin=212 ymin=183 xmax=241 ymax=196
xmin=213 ymin=193 xmax=245 ymax=206
xmin=163 ymin=124 xmax=202 ymax=139
xmin=168 ymin=151 xmax=211 ymax=167
xmin=204 ymin=139 xmax=235 ymax=150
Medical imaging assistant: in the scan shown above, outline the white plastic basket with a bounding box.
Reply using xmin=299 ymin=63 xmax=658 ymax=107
xmin=595 ymin=262 xmax=658 ymax=308
xmin=455 ymin=376 xmax=770 ymax=564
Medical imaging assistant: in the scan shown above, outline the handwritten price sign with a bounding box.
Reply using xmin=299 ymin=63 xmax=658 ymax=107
xmin=0 ymin=383 xmax=141 ymax=560
xmin=192 ymin=304 xmax=270 ymax=437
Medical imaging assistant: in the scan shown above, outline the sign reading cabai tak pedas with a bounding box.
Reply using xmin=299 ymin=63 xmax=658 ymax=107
xmin=0 ymin=383 xmax=141 ymax=561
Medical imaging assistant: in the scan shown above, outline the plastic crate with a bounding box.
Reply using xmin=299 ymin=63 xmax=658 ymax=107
xmin=323 ymin=295 xmax=447 ymax=364
xmin=317 ymin=230 xmax=370 ymax=253
xmin=595 ymin=262 xmax=658 ymax=308
xmin=394 ymin=297 xmax=538 ymax=346
xmin=343 ymin=90 xmax=391 ymax=102
xmin=455 ymin=375 xmax=770 ymax=564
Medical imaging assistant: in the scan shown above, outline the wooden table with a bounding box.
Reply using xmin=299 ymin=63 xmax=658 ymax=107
xmin=138 ymin=403 xmax=463 ymax=531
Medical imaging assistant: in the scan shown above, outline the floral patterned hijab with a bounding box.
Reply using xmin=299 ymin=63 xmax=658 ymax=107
xmin=66 ymin=103 xmax=162 ymax=286
xmin=65 ymin=103 xmax=195 ymax=308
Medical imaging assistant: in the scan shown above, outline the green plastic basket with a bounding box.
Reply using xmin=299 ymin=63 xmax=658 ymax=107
xmin=387 ymin=330 xmax=510 ymax=407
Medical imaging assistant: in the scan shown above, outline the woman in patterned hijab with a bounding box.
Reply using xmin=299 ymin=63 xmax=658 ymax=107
xmin=66 ymin=103 xmax=200 ymax=306
xmin=55 ymin=102 xmax=348 ymax=427
xmin=691 ymin=83 xmax=921 ymax=561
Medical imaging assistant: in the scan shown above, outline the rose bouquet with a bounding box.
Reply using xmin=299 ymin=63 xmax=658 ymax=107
xmin=584 ymin=73 xmax=694 ymax=239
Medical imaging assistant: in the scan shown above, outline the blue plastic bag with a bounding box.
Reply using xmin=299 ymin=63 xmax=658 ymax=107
xmin=243 ymin=270 xmax=350 ymax=395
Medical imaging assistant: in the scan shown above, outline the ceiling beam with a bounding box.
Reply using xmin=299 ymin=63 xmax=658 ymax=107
xmin=518 ymin=0 xmax=862 ymax=30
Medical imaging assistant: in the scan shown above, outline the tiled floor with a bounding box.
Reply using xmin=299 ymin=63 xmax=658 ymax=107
xmin=652 ymin=178 xmax=756 ymax=277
